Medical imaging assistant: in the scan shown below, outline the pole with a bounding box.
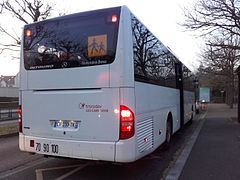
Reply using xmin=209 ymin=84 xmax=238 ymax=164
xmin=238 ymin=72 xmax=240 ymax=123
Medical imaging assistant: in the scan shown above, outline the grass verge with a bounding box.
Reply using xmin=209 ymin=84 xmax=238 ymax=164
xmin=0 ymin=124 xmax=18 ymax=136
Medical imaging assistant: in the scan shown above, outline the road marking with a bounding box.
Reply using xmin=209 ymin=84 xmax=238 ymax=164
xmin=36 ymin=169 xmax=44 ymax=180
xmin=36 ymin=163 xmax=91 ymax=180
xmin=164 ymin=111 xmax=207 ymax=180
xmin=55 ymin=163 xmax=90 ymax=180
xmin=0 ymin=157 xmax=51 ymax=179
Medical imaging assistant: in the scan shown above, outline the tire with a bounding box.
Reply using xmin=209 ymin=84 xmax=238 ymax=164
xmin=166 ymin=119 xmax=172 ymax=144
xmin=163 ymin=118 xmax=172 ymax=149
xmin=196 ymin=109 xmax=199 ymax=114
xmin=189 ymin=105 xmax=194 ymax=122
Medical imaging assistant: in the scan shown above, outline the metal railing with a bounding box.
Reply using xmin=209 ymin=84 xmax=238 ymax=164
xmin=0 ymin=102 xmax=18 ymax=121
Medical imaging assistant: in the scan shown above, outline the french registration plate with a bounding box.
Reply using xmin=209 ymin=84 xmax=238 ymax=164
xmin=36 ymin=142 xmax=59 ymax=154
xmin=50 ymin=120 xmax=79 ymax=130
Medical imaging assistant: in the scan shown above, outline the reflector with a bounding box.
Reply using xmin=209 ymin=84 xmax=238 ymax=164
xmin=30 ymin=140 xmax=34 ymax=147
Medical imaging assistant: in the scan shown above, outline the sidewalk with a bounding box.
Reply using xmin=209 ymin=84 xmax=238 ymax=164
xmin=179 ymin=104 xmax=240 ymax=180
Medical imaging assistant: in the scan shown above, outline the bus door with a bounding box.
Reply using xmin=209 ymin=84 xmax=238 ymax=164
xmin=175 ymin=62 xmax=184 ymax=128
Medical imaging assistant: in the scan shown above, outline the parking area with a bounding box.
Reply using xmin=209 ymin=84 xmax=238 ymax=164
xmin=0 ymin=113 xmax=202 ymax=180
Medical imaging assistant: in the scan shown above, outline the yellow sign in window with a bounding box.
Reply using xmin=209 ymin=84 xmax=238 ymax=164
xmin=88 ymin=34 xmax=107 ymax=57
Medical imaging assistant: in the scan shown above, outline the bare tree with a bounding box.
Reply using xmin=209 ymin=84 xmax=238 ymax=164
xmin=200 ymin=34 xmax=240 ymax=107
xmin=183 ymin=0 xmax=240 ymax=54
xmin=183 ymin=0 xmax=240 ymax=41
xmin=183 ymin=0 xmax=240 ymax=107
xmin=0 ymin=0 xmax=54 ymax=54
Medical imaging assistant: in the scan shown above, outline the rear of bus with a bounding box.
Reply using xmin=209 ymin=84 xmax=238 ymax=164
xmin=19 ymin=6 xmax=137 ymax=162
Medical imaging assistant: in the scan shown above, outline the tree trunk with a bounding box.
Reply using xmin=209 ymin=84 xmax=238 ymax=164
xmin=228 ymin=67 xmax=235 ymax=109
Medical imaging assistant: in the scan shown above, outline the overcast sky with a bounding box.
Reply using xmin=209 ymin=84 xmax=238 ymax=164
xmin=0 ymin=0 xmax=202 ymax=76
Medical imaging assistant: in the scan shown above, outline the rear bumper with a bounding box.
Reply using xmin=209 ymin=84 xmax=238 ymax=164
xmin=19 ymin=133 xmax=137 ymax=162
xmin=19 ymin=133 xmax=115 ymax=162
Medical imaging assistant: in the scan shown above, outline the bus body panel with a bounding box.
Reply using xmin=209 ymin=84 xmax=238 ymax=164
xmin=27 ymin=65 xmax=110 ymax=90
xmin=19 ymin=134 xmax=116 ymax=161
xmin=110 ymin=6 xmax=134 ymax=88
xmin=114 ymin=87 xmax=136 ymax=162
xmin=19 ymin=37 xmax=28 ymax=91
xmin=115 ymin=137 xmax=136 ymax=162
xmin=134 ymin=82 xmax=181 ymax=155
xmin=22 ymin=88 xmax=120 ymax=142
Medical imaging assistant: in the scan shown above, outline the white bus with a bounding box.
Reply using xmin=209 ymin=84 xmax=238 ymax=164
xmin=18 ymin=6 xmax=195 ymax=162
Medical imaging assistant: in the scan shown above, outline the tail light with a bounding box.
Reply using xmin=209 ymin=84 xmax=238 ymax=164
xmin=119 ymin=105 xmax=135 ymax=140
xmin=107 ymin=15 xmax=119 ymax=23
xmin=25 ymin=29 xmax=32 ymax=37
xmin=111 ymin=15 xmax=118 ymax=23
xmin=18 ymin=105 xmax=22 ymax=133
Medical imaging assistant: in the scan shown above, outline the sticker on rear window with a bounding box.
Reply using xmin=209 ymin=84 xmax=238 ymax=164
xmin=88 ymin=34 xmax=107 ymax=57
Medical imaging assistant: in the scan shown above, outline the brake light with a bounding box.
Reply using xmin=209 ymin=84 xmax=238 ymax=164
xmin=25 ymin=29 xmax=32 ymax=37
xmin=111 ymin=15 xmax=118 ymax=23
xmin=120 ymin=105 xmax=135 ymax=140
xmin=18 ymin=105 xmax=22 ymax=133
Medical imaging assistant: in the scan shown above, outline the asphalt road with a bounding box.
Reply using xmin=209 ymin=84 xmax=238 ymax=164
xmin=0 ymin=115 xmax=201 ymax=180
xmin=0 ymin=135 xmax=43 ymax=175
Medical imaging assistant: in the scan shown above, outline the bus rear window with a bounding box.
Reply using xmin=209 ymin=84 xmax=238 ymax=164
xmin=23 ymin=7 xmax=120 ymax=70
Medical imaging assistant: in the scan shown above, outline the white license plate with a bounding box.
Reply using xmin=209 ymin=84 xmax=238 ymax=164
xmin=36 ymin=142 xmax=59 ymax=154
xmin=50 ymin=120 xmax=79 ymax=130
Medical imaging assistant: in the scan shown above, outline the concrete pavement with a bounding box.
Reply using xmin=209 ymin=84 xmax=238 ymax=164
xmin=179 ymin=104 xmax=240 ymax=180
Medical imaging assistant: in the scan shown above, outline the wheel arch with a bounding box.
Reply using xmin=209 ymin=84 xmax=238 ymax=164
xmin=167 ymin=112 xmax=173 ymax=133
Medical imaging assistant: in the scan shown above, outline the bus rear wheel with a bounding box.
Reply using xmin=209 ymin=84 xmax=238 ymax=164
xmin=163 ymin=117 xmax=172 ymax=149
